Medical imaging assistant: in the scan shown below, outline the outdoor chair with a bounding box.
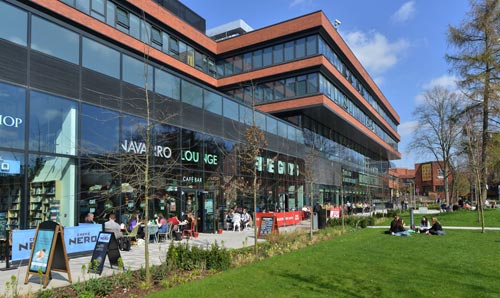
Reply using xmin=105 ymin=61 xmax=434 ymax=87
xmin=182 ymin=220 xmax=196 ymax=239
xmin=147 ymin=224 xmax=158 ymax=243
xmin=158 ymin=222 xmax=172 ymax=242
xmin=233 ymin=220 xmax=241 ymax=231
xmin=124 ymin=225 xmax=139 ymax=244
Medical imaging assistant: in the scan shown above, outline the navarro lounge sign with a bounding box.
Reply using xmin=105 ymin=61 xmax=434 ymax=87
xmin=120 ymin=140 xmax=218 ymax=165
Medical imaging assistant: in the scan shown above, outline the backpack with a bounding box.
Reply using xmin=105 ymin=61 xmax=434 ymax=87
xmin=119 ymin=237 xmax=131 ymax=251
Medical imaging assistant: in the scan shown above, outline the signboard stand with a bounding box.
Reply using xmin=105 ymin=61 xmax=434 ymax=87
xmin=24 ymin=221 xmax=72 ymax=288
xmin=88 ymin=232 xmax=121 ymax=275
xmin=258 ymin=216 xmax=278 ymax=239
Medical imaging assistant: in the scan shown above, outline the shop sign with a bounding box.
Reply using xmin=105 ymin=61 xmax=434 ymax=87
xmin=11 ymin=224 xmax=102 ymax=261
xmin=182 ymin=176 xmax=202 ymax=183
xmin=121 ymin=140 xmax=172 ymax=159
xmin=181 ymin=150 xmax=218 ymax=165
xmin=255 ymin=156 xmax=300 ymax=176
xmin=0 ymin=114 xmax=23 ymax=128
xmin=342 ymin=169 xmax=358 ymax=185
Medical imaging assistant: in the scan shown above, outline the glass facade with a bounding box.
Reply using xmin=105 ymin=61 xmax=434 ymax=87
xmin=0 ymin=0 xmax=393 ymax=232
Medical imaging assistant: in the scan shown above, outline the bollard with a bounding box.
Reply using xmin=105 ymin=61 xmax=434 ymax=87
xmin=410 ymin=208 xmax=415 ymax=230
xmin=1 ymin=230 xmax=17 ymax=271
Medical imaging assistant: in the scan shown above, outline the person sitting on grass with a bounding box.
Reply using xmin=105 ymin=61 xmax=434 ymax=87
xmin=387 ymin=215 xmax=410 ymax=237
xmin=417 ymin=216 xmax=430 ymax=233
xmin=428 ymin=217 xmax=445 ymax=235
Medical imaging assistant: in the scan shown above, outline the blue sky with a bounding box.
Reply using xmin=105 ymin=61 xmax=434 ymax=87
xmin=182 ymin=0 xmax=471 ymax=169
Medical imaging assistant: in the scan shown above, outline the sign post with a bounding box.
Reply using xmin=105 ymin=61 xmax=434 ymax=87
xmin=88 ymin=232 xmax=121 ymax=275
xmin=257 ymin=216 xmax=278 ymax=239
xmin=24 ymin=221 xmax=72 ymax=288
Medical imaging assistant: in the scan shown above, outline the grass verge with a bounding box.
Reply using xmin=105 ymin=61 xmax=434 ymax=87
xmin=150 ymin=228 xmax=500 ymax=298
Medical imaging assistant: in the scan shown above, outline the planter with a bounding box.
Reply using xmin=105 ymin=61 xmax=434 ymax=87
xmin=217 ymin=229 xmax=223 ymax=234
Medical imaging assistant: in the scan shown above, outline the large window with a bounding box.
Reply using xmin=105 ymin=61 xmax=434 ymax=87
xmin=29 ymin=91 xmax=78 ymax=155
xmin=181 ymin=80 xmax=203 ymax=108
xmin=0 ymin=1 xmax=27 ymax=46
xmin=81 ymin=104 xmax=120 ymax=154
xmin=122 ymin=55 xmax=154 ymax=89
xmin=223 ymin=98 xmax=239 ymax=121
xmin=82 ymin=37 xmax=120 ymax=78
xmin=28 ymin=154 xmax=76 ymax=227
xmin=204 ymin=90 xmax=222 ymax=115
xmin=0 ymin=82 xmax=25 ymax=150
xmin=155 ymin=69 xmax=180 ymax=100
xmin=31 ymin=16 xmax=79 ymax=64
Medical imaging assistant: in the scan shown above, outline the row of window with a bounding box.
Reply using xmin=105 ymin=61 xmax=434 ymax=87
xmin=216 ymin=35 xmax=318 ymax=76
xmin=318 ymin=75 xmax=398 ymax=149
xmin=0 ymin=1 xmax=390 ymax=172
xmin=215 ymin=32 xmax=397 ymax=133
xmin=0 ymin=3 xmax=305 ymax=144
xmin=318 ymin=38 xmax=398 ymax=132
xmin=227 ymin=73 xmax=319 ymax=103
xmin=57 ymin=0 xmax=397 ymax=135
xmin=60 ymin=0 xmax=217 ymax=76
xmin=227 ymin=72 xmax=397 ymax=150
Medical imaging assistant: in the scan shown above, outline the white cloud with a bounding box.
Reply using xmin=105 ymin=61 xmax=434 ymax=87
xmin=398 ymin=120 xmax=419 ymax=138
xmin=391 ymin=1 xmax=416 ymax=24
xmin=289 ymin=0 xmax=312 ymax=8
xmin=422 ymin=74 xmax=457 ymax=90
xmin=415 ymin=74 xmax=458 ymax=104
xmin=344 ymin=30 xmax=409 ymax=75
xmin=372 ymin=76 xmax=384 ymax=86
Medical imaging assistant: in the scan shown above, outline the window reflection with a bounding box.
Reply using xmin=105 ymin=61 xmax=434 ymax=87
xmin=122 ymin=55 xmax=153 ymax=89
xmin=81 ymin=104 xmax=120 ymax=154
xmin=29 ymin=91 xmax=78 ymax=155
xmin=155 ymin=69 xmax=180 ymax=100
xmin=181 ymin=80 xmax=202 ymax=108
xmin=82 ymin=37 xmax=120 ymax=78
xmin=0 ymin=1 xmax=27 ymax=46
xmin=0 ymin=82 xmax=25 ymax=150
xmin=31 ymin=16 xmax=79 ymax=64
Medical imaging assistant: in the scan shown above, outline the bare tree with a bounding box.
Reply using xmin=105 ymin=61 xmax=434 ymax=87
xmin=447 ymin=0 xmax=500 ymax=232
xmin=409 ymin=86 xmax=463 ymax=206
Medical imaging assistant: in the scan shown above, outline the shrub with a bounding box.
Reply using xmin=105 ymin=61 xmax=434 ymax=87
xmin=166 ymin=241 xmax=231 ymax=271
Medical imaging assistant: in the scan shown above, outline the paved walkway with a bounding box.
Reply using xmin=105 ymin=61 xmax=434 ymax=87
xmin=0 ymin=222 xmax=311 ymax=296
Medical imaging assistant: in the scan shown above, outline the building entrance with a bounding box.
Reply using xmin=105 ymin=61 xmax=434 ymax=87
xmin=178 ymin=189 xmax=216 ymax=233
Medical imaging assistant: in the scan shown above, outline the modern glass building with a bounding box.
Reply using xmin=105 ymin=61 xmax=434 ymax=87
xmin=0 ymin=0 xmax=400 ymax=233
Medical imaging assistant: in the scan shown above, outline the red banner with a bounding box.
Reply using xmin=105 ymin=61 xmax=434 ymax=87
xmin=255 ymin=211 xmax=301 ymax=227
xmin=330 ymin=207 xmax=342 ymax=218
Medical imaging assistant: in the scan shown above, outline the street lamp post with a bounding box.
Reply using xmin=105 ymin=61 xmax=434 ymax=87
xmin=408 ymin=181 xmax=416 ymax=208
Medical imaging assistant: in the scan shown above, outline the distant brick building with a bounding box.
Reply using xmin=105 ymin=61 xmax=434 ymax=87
xmin=414 ymin=161 xmax=452 ymax=201
xmin=388 ymin=168 xmax=415 ymax=199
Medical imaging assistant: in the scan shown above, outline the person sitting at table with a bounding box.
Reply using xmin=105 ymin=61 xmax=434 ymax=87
xmin=84 ymin=212 xmax=96 ymax=224
xmin=128 ymin=214 xmax=145 ymax=239
xmin=428 ymin=217 xmax=445 ymax=235
xmin=155 ymin=213 xmax=167 ymax=233
xmin=104 ymin=213 xmax=122 ymax=239
xmin=224 ymin=208 xmax=234 ymax=230
xmin=232 ymin=210 xmax=241 ymax=231
xmin=240 ymin=208 xmax=251 ymax=230
xmin=184 ymin=212 xmax=194 ymax=230
xmin=417 ymin=216 xmax=430 ymax=233
xmin=167 ymin=214 xmax=182 ymax=231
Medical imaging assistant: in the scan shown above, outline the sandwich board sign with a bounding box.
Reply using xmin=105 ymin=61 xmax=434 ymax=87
xmin=24 ymin=221 xmax=72 ymax=288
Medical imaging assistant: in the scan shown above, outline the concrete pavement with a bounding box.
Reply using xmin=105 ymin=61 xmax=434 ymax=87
xmin=0 ymin=221 xmax=311 ymax=296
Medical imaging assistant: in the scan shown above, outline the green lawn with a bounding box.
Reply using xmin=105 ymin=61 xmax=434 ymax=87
xmin=377 ymin=208 xmax=500 ymax=227
xmin=150 ymin=227 xmax=500 ymax=298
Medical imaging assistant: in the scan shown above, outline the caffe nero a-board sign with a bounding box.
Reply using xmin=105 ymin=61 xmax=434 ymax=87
xmin=89 ymin=232 xmax=121 ymax=275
